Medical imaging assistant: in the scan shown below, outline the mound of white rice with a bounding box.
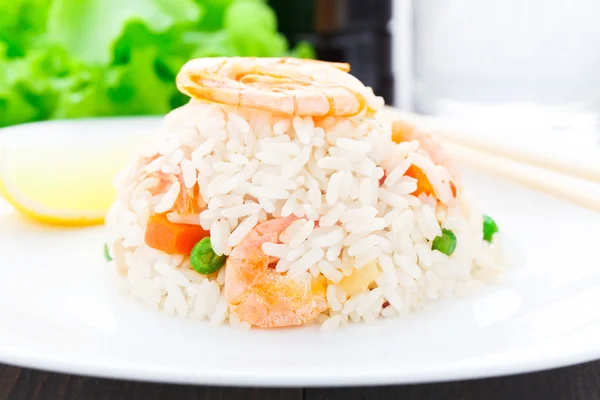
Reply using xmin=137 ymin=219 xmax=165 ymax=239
xmin=105 ymin=99 xmax=505 ymax=331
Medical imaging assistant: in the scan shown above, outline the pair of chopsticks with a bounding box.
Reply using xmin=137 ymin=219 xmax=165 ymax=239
xmin=378 ymin=107 xmax=600 ymax=213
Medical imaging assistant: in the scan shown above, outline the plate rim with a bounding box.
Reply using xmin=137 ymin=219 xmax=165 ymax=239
xmin=1 ymin=340 xmax=599 ymax=387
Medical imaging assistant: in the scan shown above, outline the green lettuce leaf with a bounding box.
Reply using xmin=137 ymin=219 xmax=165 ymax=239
xmin=224 ymin=0 xmax=287 ymax=57
xmin=47 ymin=0 xmax=204 ymax=64
xmin=0 ymin=0 xmax=52 ymax=58
xmin=0 ymin=0 xmax=316 ymax=128
xmin=107 ymin=47 xmax=174 ymax=115
xmin=288 ymin=41 xmax=317 ymax=59
xmin=193 ymin=0 xmax=235 ymax=31
xmin=0 ymin=55 xmax=39 ymax=126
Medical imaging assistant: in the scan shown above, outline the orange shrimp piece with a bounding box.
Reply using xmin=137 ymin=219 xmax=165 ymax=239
xmin=224 ymin=216 xmax=328 ymax=328
xmin=148 ymin=172 xmax=203 ymax=216
xmin=174 ymin=179 xmax=203 ymax=216
xmin=176 ymin=57 xmax=380 ymax=117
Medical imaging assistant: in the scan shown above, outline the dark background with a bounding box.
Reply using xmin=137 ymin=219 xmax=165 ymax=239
xmin=1 ymin=361 xmax=599 ymax=399
xmin=269 ymin=0 xmax=395 ymax=104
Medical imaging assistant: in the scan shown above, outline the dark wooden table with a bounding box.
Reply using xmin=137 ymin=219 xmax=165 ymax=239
xmin=1 ymin=361 xmax=599 ymax=400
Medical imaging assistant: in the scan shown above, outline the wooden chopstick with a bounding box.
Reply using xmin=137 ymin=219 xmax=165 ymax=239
xmin=379 ymin=107 xmax=600 ymax=184
xmin=440 ymin=139 xmax=600 ymax=213
xmin=377 ymin=107 xmax=600 ymax=213
xmin=421 ymin=123 xmax=600 ymax=184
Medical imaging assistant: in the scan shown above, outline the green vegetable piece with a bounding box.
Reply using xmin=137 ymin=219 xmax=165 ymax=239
xmin=432 ymin=229 xmax=457 ymax=256
xmin=0 ymin=0 xmax=316 ymax=129
xmin=224 ymin=0 xmax=288 ymax=57
xmin=288 ymin=41 xmax=317 ymax=59
xmin=104 ymin=243 xmax=112 ymax=261
xmin=190 ymin=237 xmax=227 ymax=275
xmin=0 ymin=0 xmax=316 ymax=127
xmin=47 ymin=0 xmax=204 ymax=64
xmin=482 ymin=214 xmax=499 ymax=242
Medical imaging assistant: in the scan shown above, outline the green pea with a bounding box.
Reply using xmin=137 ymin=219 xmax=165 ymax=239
xmin=432 ymin=229 xmax=457 ymax=256
xmin=482 ymin=214 xmax=499 ymax=242
xmin=190 ymin=237 xmax=227 ymax=275
xmin=104 ymin=243 xmax=112 ymax=262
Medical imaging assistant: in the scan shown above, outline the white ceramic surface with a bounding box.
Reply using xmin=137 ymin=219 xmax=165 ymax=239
xmin=1 ymin=119 xmax=600 ymax=387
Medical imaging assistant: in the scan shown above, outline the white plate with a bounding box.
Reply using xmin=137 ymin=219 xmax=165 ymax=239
xmin=1 ymin=119 xmax=600 ymax=387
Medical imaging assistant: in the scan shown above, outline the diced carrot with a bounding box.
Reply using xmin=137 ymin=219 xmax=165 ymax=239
xmin=406 ymin=165 xmax=435 ymax=197
xmin=144 ymin=213 xmax=209 ymax=255
xmin=406 ymin=165 xmax=458 ymax=199
xmin=450 ymin=181 xmax=457 ymax=198
xmin=392 ymin=121 xmax=458 ymax=200
xmin=392 ymin=121 xmax=434 ymax=197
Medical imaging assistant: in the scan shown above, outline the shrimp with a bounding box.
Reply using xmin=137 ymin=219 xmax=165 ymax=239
xmin=137 ymin=153 xmax=205 ymax=224
xmin=224 ymin=216 xmax=328 ymax=328
xmin=176 ymin=57 xmax=382 ymax=117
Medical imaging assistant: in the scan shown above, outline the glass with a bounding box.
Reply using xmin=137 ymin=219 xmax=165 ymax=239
xmin=411 ymin=0 xmax=600 ymax=140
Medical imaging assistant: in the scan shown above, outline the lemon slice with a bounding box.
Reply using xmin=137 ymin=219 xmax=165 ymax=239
xmin=0 ymin=120 xmax=149 ymax=226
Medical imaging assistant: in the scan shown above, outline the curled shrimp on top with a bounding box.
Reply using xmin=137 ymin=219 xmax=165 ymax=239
xmin=176 ymin=57 xmax=383 ymax=117
xmin=224 ymin=216 xmax=328 ymax=328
